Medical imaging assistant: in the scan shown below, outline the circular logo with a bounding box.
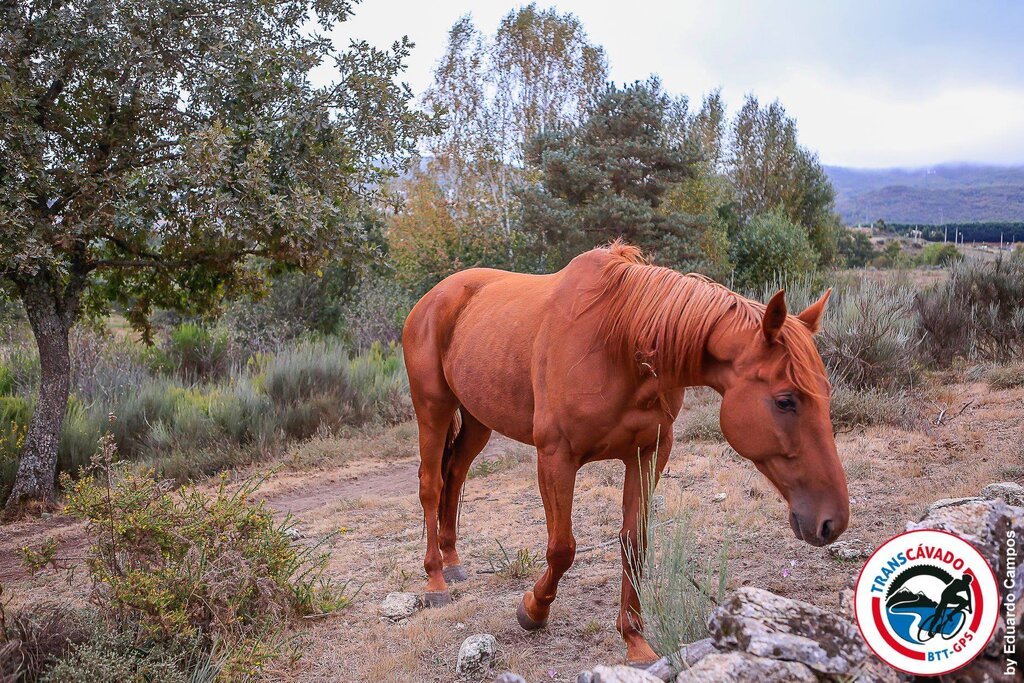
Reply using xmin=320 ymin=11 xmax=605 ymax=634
xmin=854 ymin=529 xmax=999 ymax=676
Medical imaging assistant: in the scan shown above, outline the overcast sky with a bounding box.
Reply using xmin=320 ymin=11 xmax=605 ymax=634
xmin=328 ymin=0 xmax=1024 ymax=169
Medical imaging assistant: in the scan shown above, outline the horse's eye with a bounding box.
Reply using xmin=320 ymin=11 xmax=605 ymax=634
xmin=774 ymin=396 xmax=797 ymax=412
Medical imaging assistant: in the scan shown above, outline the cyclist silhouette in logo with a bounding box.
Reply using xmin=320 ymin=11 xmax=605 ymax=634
xmin=927 ymin=573 xmax=973 ymax=638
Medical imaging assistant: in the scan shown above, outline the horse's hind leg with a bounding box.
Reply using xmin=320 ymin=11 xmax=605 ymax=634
xmin=413 ymin=401 xmax=459 ymax=605
xmin=405 ymin=340 xmax=459 ymax=605
xmin=437 ymin=410 xmax=492 ymax=582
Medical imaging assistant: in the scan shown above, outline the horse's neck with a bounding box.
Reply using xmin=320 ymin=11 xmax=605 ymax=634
xmin=684 ymin=305 xmax=748 ymax=396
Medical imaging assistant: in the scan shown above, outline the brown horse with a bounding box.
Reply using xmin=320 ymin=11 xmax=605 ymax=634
xmin=402 ymin=241 xmax=849 ymax=664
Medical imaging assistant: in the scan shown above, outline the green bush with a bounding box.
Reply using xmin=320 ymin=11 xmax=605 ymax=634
xmin=730 ymin=208 xmax=818 ymax=290
xmin=57 ymin=397 xmax=103 ymax=476
xmin=208 ymin=379 xmax=274 ymax=448
xmin=41 ymin=627 xmax=224 ymax=683
xmin=340 ymin=275 xmax=413 ymax=349
xmin=916 ymin=257 xmax=1024 ymax=364
xmin=919 ymin=242 xmax=962 ymax=267
xmin=264 ymin=339 xmax=411 ymax=437
xmin=0 ymin=395 xmax=30 ymax=501
xmin=818 ymin=279 xmax=919 ymax=390
xmin=629 ymin=511 xmax=729 ymax=668
xmin=0 ymin=363 xmax=14 ymax=396
xmin=151 ymin=323 xmax=230 ymax=382
xmin=47 ymin=436 xmax=354 ymax=679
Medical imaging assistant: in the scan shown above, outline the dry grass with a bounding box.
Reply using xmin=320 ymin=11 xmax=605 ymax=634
xmin=2 ymin=377 xmax=1023 ymax=681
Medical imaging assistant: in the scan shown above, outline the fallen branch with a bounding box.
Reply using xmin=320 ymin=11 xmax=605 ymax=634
xmin=935 ymin=399 xmax=974 ymax=425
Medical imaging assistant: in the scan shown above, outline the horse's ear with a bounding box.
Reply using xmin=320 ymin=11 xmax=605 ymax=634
xmin=797 ymin=288 xmax=832 ymax=334
xmin=762 ymin=290 xmax=787 ymax=344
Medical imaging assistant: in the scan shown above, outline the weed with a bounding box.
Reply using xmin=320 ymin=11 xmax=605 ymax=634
xmin=487 ymin=540 xmax=544 ymax=580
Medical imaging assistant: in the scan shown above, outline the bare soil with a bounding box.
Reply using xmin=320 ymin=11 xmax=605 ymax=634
xmin=2 ymin=380 xmax=1021 ymax=682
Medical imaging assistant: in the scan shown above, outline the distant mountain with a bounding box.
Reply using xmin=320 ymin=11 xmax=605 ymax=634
xmin=825 ymin=164 xmax=1024 ymax=225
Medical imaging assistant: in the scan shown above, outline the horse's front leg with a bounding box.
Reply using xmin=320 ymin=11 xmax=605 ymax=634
xmin=517 ymin=449 xmax=579 ymax=630
xmin=617 ymin=440 xmax=671 ymax=665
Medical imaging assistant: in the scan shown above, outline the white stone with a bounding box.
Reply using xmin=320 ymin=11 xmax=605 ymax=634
xmin=378 ymin=592 xmax=422 ymax=623
xmin=580 ymin=664 xmax=661 ymax=683
xmin=457 ymin=633 xmax=497 ymax=677
xmin=981 ymin=481 xmax=1024 ymax=506
xmin=827 ymin=538 xmax=873 ymax=561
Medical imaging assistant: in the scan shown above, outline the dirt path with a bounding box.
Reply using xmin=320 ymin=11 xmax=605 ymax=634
xmin=0 ymin=433 xmax=526 ymax=589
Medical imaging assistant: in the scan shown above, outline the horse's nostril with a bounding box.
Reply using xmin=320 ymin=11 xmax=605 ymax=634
xmin=820 ymin=519 xmax=834 ymax=542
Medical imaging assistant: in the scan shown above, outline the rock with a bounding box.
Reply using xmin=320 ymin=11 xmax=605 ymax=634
xmin=925 ymin=496 xmax=984 ymax=513
xmin=645 ymin=638 xmax=718 ymax=681
xmin=492 ymin=673 xmax=526 ymax=683
xmin=457 ymin=633 xmax=497 ymax=677
xmin=283 ymin=526 xmax=302 ymax=540
xmin=838 ymin=587 xmax=855 ymax=621
xmin=712 ymin=492 xmax=727 ymax=503
xmin=674 ymin=652 xmax=817 ymax=683
xmin=378 ymin=592 xmax=422 ymax=623
xmin=908 ymin=497 xmax=1023 ymax=572
xmin=981 ymin=481 xmax=1024 ymax=506
xmin=576 ymin=665 xmax=661 ymax=683
xmin=707 ymin=587 xmax=897 ymax=681
xmin=827 ymin=537 xmax=873 ymax=561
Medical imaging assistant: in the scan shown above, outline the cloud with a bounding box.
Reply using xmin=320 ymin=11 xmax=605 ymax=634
xmin=323 ymin=0 xmax=1024 ymax=168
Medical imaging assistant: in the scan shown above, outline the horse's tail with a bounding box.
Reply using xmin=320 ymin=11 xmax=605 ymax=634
xmin=442 ymin=407 xmax=463 ymax=473
xmin=442 ymin=407 xmax=465 ymax=531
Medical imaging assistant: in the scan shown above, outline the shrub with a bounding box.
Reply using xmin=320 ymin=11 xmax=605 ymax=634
xmin=0 ymin=346 xmax=39 ymax=399
xmin=208 ymin=379 xmax=275 ymax=448
xmin=70 ymin=330 xmax=153 ymax=404
xmin=915 ymin=257 xmax=1024 ymax=365
xmin=486 ymin=540 xmax=544 ymax=580
xmin=818 ymin=279 xmax=919 ymax=390
xmin=264 ymin=339 xmax=411 ymax=437
xmin=920 ymin=242 xmax=962 ymax=267
xmin=0 ymin=363 xmax=14 ymax=396
xmin=0 ymin=603 xmax=92 ymax=682
xmin=678 ymin=402 xmax=723 ymax=442
xmin=628 ymin=511 xmax=729 ymax=668
xmin=980 ymin=363 xmax=1024 ymax=390
xmin=339 ymin=275 xmax=413 ymax=349
xmin=345 ymin=342 xmax=413 ymax=424
xmin=57 ymin=397 xmax=103 ymax=476
xmin=730 ymin=208 xmax=818 ymax=290
xmin=0 ymin=395 xmax=30 ymax=501
xmin=47 ymin=435 xmax=354 ymax=678
xmin=830 ymin=386 xmax=916 ymax=430
xmin=153 ymin=323 xmax=231 ymax=382
xmin=40 ymin=627 xmax=224 ymax=683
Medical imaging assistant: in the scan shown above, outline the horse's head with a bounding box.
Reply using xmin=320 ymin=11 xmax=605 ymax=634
xmin=706 ymin=289 xmax=849 ymax=547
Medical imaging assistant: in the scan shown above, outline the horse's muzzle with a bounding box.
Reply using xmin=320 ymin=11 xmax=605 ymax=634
xmin=789 ymin=509 xmax=845 ymax=547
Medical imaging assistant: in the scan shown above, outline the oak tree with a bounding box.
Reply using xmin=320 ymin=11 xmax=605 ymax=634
xmin=1 ymin=0 xmax=431 ymax=511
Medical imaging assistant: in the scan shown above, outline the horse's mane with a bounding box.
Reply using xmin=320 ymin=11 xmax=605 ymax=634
xmin=582 ymin=240 xmax=826 ymax=397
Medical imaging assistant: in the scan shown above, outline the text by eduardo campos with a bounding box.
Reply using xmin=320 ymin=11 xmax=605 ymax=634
xmin=1004 ymin=523 xmax=1019 ymax=679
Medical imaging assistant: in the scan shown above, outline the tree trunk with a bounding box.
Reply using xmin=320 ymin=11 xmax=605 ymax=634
xmin=4 ymin=276 xmax=72 ymax=514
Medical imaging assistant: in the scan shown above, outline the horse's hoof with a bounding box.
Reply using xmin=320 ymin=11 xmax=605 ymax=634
xmin=423 ymin=591 xmax=452 ymax=608
xmin=443 ymin=564 xmax=469 ymax=583
xmin=516 ymin=597 xmax=546 ymax=631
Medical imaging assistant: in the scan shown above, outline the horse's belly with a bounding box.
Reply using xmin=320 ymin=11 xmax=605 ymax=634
xmin=441 ymin=292 xmax=543 ymax=446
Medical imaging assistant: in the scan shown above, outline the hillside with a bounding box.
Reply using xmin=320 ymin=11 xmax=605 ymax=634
xmin=826 ymin=164 xmax=1024 ymax=225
